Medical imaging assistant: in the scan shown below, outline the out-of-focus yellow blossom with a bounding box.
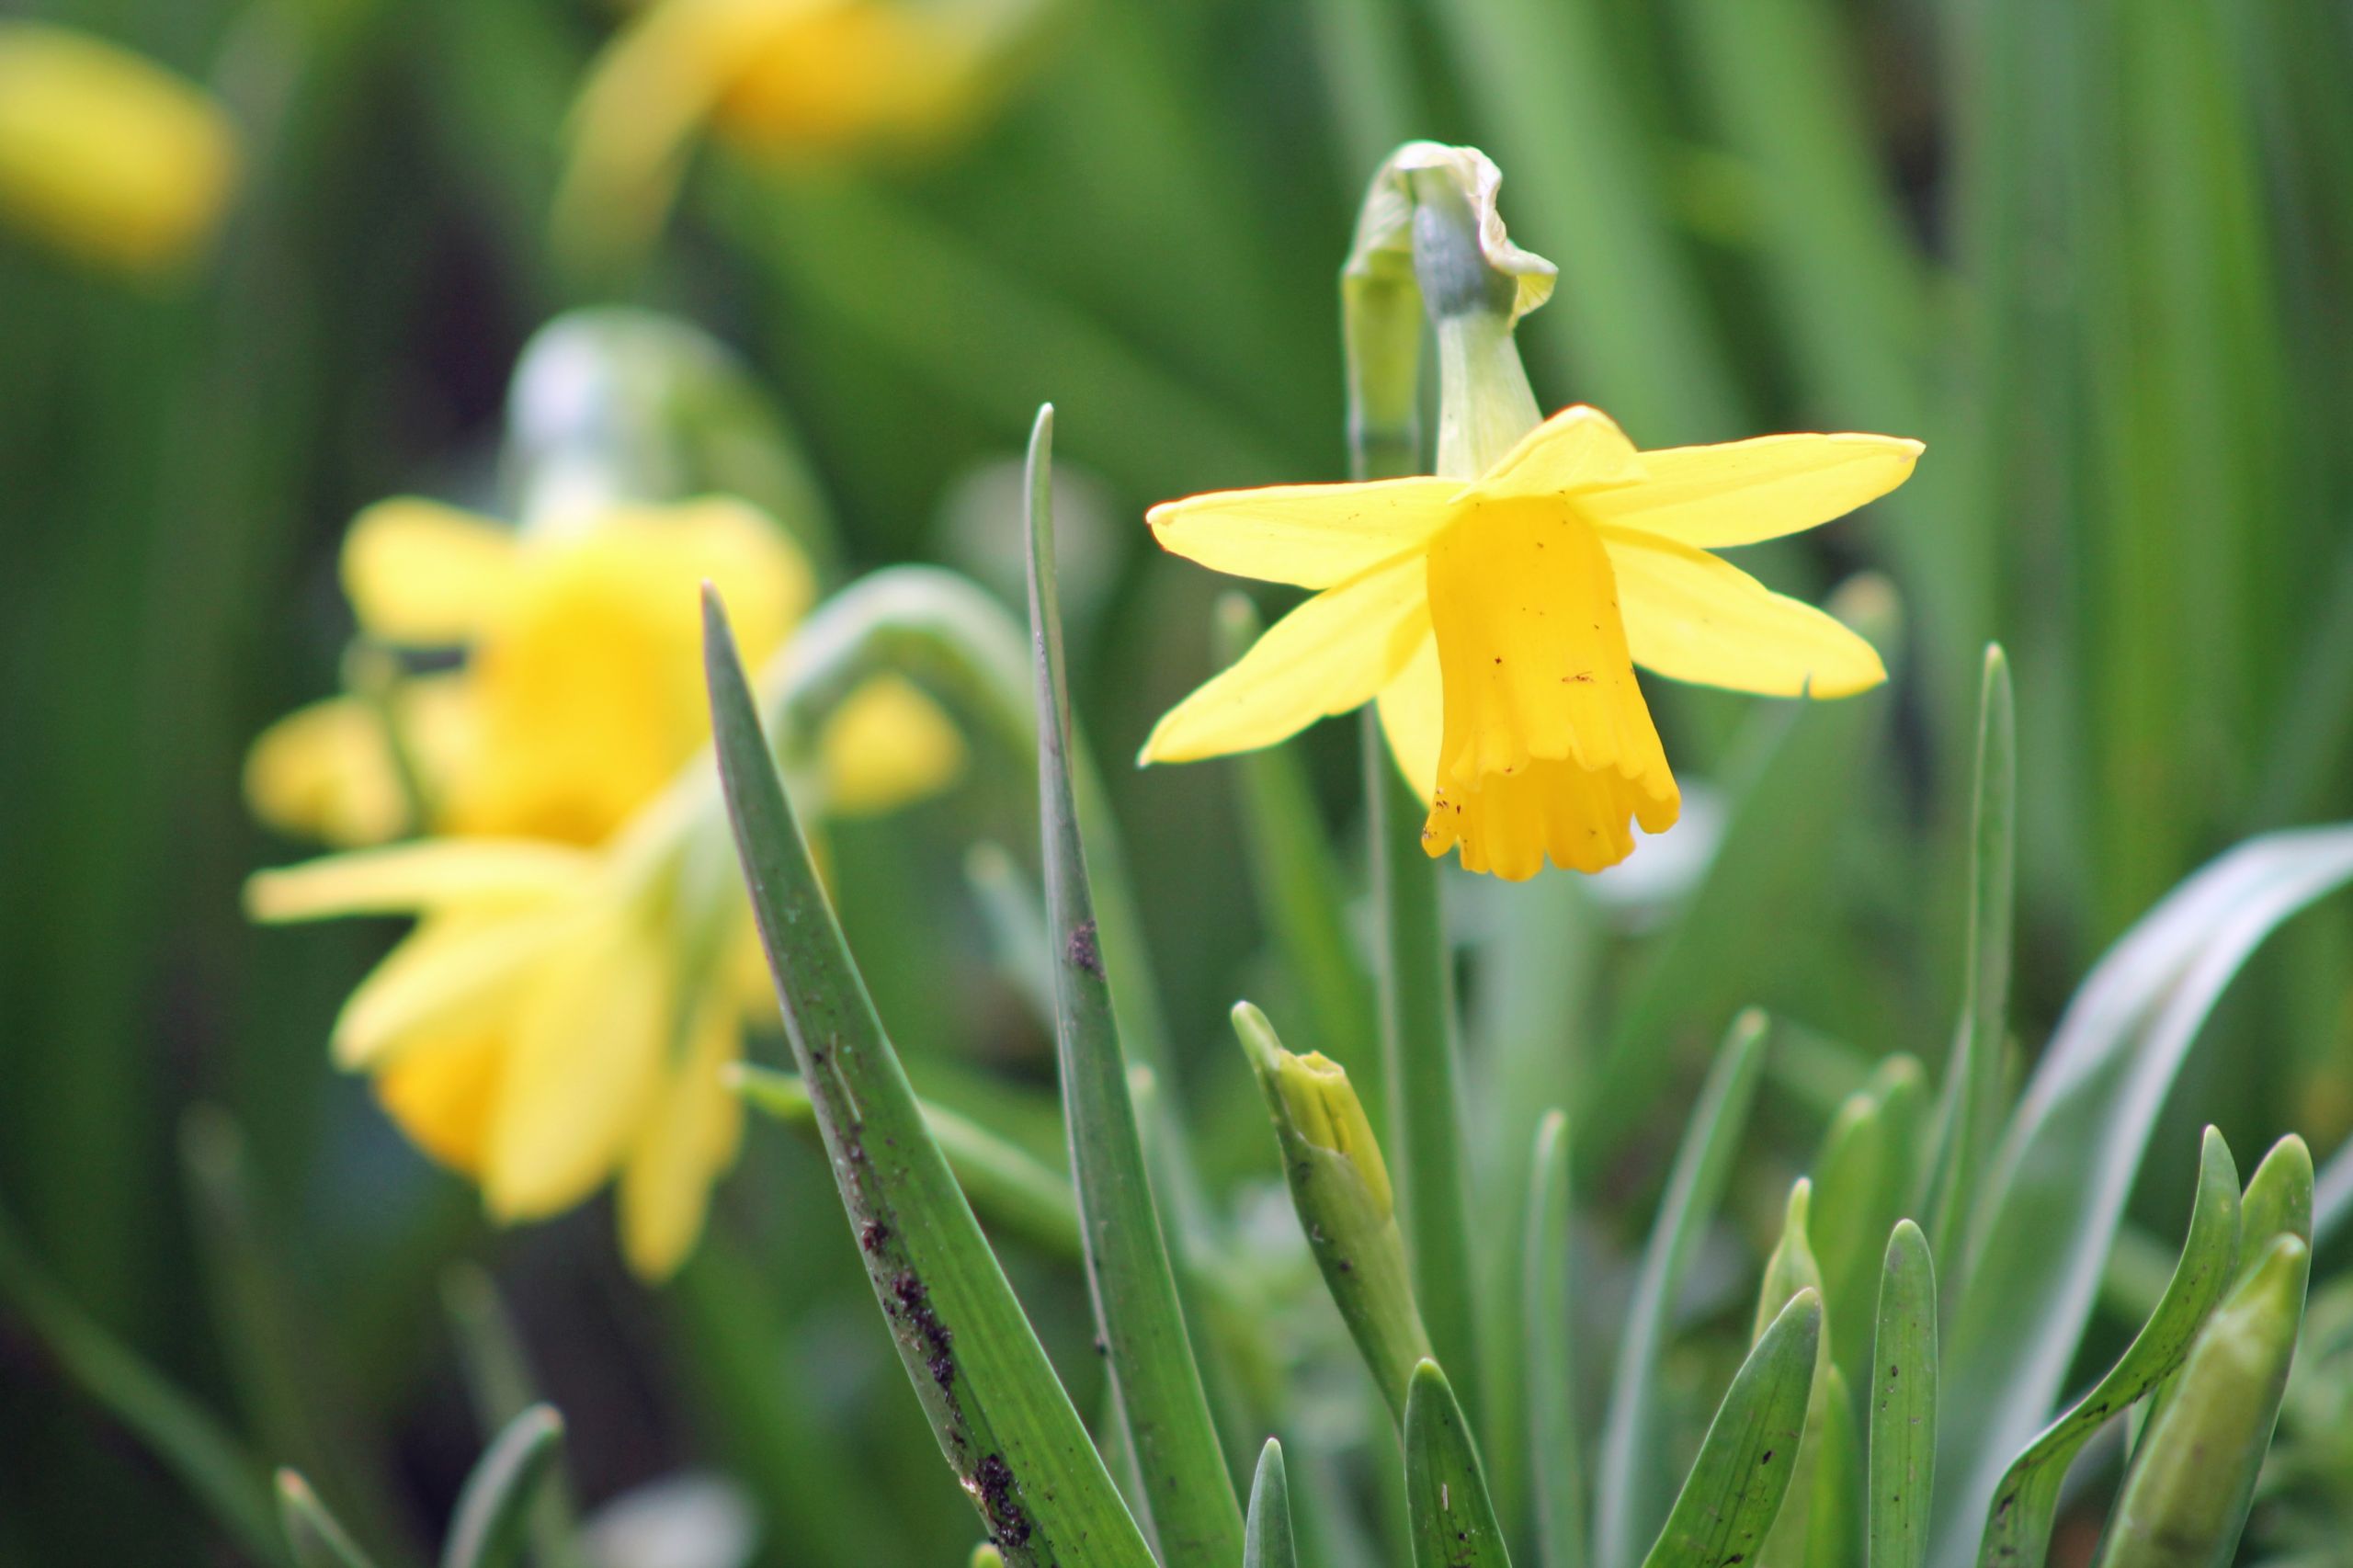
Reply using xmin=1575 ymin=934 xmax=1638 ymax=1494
xmin=0 ymin=22 xmax=237 ymax=275
xmin=557 ymin=0 xmax=1044 ymax=257
xmin=248 ymin=495 xmax=961 ymax=847
xmin=247 ymin=494 xmax=965 ymax=1276
xmin=248 ymin=796 xmax=760 ymax=1278
xmin=1141 ymin=406 xmax=1920 ymax=881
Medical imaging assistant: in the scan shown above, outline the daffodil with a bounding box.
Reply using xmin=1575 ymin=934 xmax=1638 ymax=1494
xmin=247 ymin=493 xmax=966 ymax=1277
xmin=0 ymin=22 xmax=237 ymax=275
xmin=247 ymin=495 xmax=960 ymax=848
xmin=557 ymin=0 xmax=1047 ymax=259
xmin=247 ymin=792 xmax=760 ymax=1278
xmin=1141 ymin=407 xmax=1919 ymax=880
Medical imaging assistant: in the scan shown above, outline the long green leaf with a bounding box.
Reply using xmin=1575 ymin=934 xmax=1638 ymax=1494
xmin=703 ymin=588 xmax=1156 ymax=1568
xmin=2093 ymin=1236 xmax=2312 ymax=1568
xmin=440 ymin=1406 xmax=564 ymax=1568
xmin=1245 ymin=1439 xmax=1300 ymax=1568
xmin=1405 ymin=1361 xmax=1513 ymax=1568
xmin=736 ymin=1068 xmax=1081 ymax=1259
xmin=1638 ymin=1291 xmax=1824 ymax=1568
xmin=1365 ymin=710 xmax=1485 ymax=1427
xmin=1868 ymin=1222 xmax=1937 ymax=1568
xmin=1933 ymin=827 xmax=2353 ymax=1568
xmin=1813 ymin=1058 xmax=1928 ymax=1399
xmin=1596 ymin=1010 xmax=1771 ymax=1568
xmin=1526 ymin=1110 xmax=1585 ymax=1568
xmin=1923 ymin=646 xmax=2018 ymax=1283
xmin=1025 ymin=403 xmax=1244 ymax=1567
xmin=1972 ymin=1129 xmax=2239 ymax=1568
xmin=440 ymin=1269 xmax=588 ymax=1568
xmin=278 ymin=1472 xmax=378 ymax=1568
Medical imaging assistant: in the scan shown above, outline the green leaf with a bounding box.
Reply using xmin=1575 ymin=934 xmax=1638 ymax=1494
xmin=2094 ymin=1236 xmax=2312 ymax=1568
xmin=1754 ymin=1182 xmax=1829 ymax=1568
xmin=1638 ymin=1290 xmax=1824 ymax=1568
xmin=1364 ymin=710 xmax=1485 ymax=1427
xmin=1597 ymin=1010 xmax=1770 ymax=1568
xmin=1025 ymin=405 xmax=1244 ymax=1567
xmin=704 ymin=586 xmax=1157 ymax=1567
xmin=1809 ymin=1367 xmax=1860 ymax=1568
xmin=1972 ymin=1128 xmax=2239 ymax=1568
xmin=1934 ymin=828 xmax=2353 ymax=1568
xmin=2236 ymin=1134 xmax=2314 ymax=1270
xmin=0 ymin=1201 xmax=280 ymax=1562
xmin=1812 ymin=1058 xmax=1929 ymax=1400
xmin=1923 ymin=645 xmax=2018 ymax=1284
xmin=440 ymin=1268 xmax=589 ymax=1568
xmin=1405 ymin=1361 xmax=1513 ymax=1568
xmin=278 ymin=1471 xmax=377 ymax=1568
xmin=736 ymin=1067 xmax=1082 ymax=1260
xmin=1245 ymin=1439 xmax=1300 ymax=1568
xmin=1526 ymin=1110 xmax=1586 ymax=1568
xmin=1215 ymin=593 xmax=1379 ymax=1079
xmin=1868 ymin=1222 xmax=1936 ymax=1568
xmin=441 ymin=1405 xmax=565 ymax=1568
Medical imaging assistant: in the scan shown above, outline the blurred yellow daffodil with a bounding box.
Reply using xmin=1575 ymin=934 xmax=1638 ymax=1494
xmin=248 ymin=494 xmax=965 ymax=1276
xmin=1141 ymin=406 xmax=1919 ymax=880
xmin=557 ymin=0 xmax=1045 ymax=259
xmin=0 ymin=21 xmax=237 ymax=275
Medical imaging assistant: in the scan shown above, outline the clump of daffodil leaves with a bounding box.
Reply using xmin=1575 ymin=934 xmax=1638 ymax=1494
xmin=244 ymin=475 xmax=963 ymax=1279
xmin=1142 ymin=142 xmax=1919 ymax=880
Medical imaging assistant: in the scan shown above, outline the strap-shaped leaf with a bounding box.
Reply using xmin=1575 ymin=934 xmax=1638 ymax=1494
xmin=1526 ymin=1111 xmax=1586 ymax=1568
xmin=1027 ymin=405 xmax=1244 ymax=1567
xmin=441 ymin=1405 xmax=565 ymax=1568
xmin=1869 ymin=1222 xmax=1937 ymax=1568
xmin=705 ymin=587 xmax=1156 ymax=1568
xmin=1973 ymin=1129 xmax=2240 ymax=1568
xmin=1637 ymin=1290 xmax=1823 ymax=1568
xmin=1405 ymin=1361 xmax=1513 ymax=1568
xmin=1597 ymin=1010 xmax=1770 ymax=1568
xmin=278 ymin=1471 xmax=377 ymax=1568
xmin=1245 ymin=1439 xmax=1300 ymax=1568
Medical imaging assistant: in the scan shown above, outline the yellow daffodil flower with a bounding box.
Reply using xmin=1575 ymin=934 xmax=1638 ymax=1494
xmin=0 ymin=22 xmax=237 ymax=275
xmin=558 ymin=0 xmax=1045 ymax=260
xmin=247 ymin=494 xmax=966 ymax=1277
xmin=247 ymin=793 xmax=760 ymax=1278
xmin=248 ymin=495 xmax=961 ymax=848
xmin=1141 ymin=406 xmax=1920 ymax=880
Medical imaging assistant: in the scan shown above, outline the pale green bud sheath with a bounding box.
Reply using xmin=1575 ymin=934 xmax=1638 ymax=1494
xmin=1233 ymin=1002 xmax=1432 ymax=1424
xmin=1341 ymin=142 xmax=1554 ymax=481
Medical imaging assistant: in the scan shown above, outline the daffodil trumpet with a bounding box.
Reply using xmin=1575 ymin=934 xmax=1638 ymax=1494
xmin=1141 ymin=142 xmax=1922 ymax=881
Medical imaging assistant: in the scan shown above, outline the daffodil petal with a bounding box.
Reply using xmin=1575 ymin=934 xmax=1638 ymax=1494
xmin=1422 ymin=756 xmax=1677 ymax=880
xmin=244 ymin=696 xmax=413 ymax=848
xmin=1464 ymin=405 xmax=1643 ymax=503
xmin=1577 ymin=432 xmax=1922 ymax=550
xmin=1375 ymin=634 xmax=1443 ymax=803
xmin=816 ymin=673 xmax=966 ymax=816
xmin=483 ymin=917 xmax=671 ymax=1222
xmin=1425 ymin=507 xmax=1668 ymax=790
xmin=373 ymin=1031 xmax=504 ymax=1176
xmin=247 ymin=840 xmax=593 ymax=924
xmin=1602 ymin=528 xmax=1888 ymax=698
xmin=342 ymin=499 xmax=523 ymax=644
xmin=1140 ymin=551 xmax=1431 ymax=765
xmin=1146 ymin=477 xmax=1459 ymax=588
xmin=332 ymin=909 xmax=570 ymax=1071
xmin=617 ymin=996 xmax=744 ymax=1279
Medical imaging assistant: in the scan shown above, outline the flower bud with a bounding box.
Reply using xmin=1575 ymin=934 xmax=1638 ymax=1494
xmin=1233 ymin=1001 xmax=1429 ymax=1421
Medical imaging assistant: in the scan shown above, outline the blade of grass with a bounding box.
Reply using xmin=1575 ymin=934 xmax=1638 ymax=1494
xmin=1922 ymin=645 xmax=2018 ymax=1285
xmin=1365 ymin=710 xmax=1484 ymax=1430
xmin=1028 ymin=404 xmax=1245 ymax=1566
xmin=1596 ymin=1010 xmax=1771 ymax=1568
xmin=1404 ymin=1361 xmax=1513 ymax=1568
xmin=1637 ymin=1291 xmax=1823 ymax=1568
xmin=1972 ymin=1129 xmax=2239 ymax=1568
xmin=440 ymin=1407 xmax=564 ymax=1568
xmin=1868 ymin=1223 xmax=1936 ymax=1568
xmin=1526 ymin=1110 xmax=1585 ymax=1568
xmin=438 ymin=1269 xmax=588 ymax=1568
xmin=1246 ymin=1439 xmax=1301 ymax=1568
xmin=0 ymin=1201 xmax=280 ymax=1562
xmin=704 ymin=589 xmax=1156 ymax=1567
xmin=278 ymin=1472 xmax=377 ymax=1568
xmin=1931 ymin=826 xmax=2353 ymax=1568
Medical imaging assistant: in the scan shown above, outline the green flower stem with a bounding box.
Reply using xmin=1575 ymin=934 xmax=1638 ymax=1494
xmin=1524 ymin=1111 xmax=1585 ymax=1568
xmin=1027 ymin=407 xmax=1244 ymax=1567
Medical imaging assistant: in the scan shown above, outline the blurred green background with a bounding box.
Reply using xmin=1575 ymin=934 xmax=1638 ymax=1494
xmin=3 ymin=0 xmax=2350 ymax=1562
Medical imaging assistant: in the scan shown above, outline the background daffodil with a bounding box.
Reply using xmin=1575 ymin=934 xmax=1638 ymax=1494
xmin=1142 ymin=405 xmax=1920 ymax=880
